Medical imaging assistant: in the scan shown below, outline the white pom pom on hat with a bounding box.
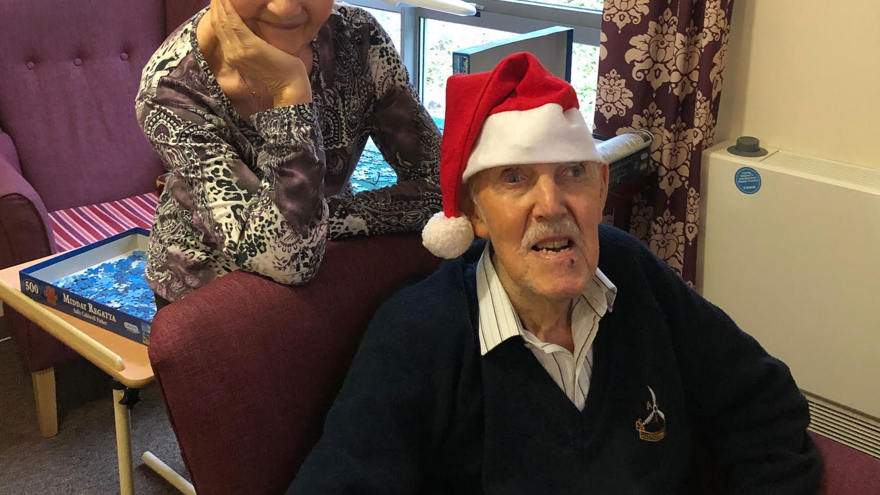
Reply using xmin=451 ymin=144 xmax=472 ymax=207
xmin=421 ymin=52 xmax=601 ymax=259
xmin=421 ymin=212 xmax=474 ymax=259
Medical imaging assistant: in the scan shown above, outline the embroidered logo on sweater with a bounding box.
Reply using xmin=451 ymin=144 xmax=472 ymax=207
xmin=635 ymin=385 xmax=666 ymax=442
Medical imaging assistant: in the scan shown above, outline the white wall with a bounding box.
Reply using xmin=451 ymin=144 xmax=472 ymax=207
xmin=715 ymin=1 xmax=880 ymax=171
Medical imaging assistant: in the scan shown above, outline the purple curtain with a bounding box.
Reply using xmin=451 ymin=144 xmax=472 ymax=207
xmin=594 ymin=0 xmax=733 ymax=283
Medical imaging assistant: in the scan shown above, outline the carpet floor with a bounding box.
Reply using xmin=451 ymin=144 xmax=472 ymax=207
xmin=0 ymin=317 xmax=189 ymax=494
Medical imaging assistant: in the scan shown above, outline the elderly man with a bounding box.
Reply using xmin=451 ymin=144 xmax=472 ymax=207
xmin=288 ymin=53 xmax=820 ymax=494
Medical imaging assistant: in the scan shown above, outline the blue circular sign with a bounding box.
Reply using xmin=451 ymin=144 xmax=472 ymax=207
xmin=734 ymin=167 xmax=762 ymax=194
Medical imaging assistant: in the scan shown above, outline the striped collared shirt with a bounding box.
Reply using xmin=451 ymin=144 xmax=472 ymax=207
xmin=476 ymin=242 xmax=617 ymax=411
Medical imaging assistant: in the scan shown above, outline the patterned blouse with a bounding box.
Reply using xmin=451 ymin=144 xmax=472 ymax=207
xmin=136 ymin=4 xmax=441 ymax=302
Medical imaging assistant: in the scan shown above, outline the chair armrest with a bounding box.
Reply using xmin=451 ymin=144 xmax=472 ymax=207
xmin=0 ymin=128 xmax=21 ymax=172
xmin=0 ymin=146 xmax=55 ymax=268
xmin=149 ymin=233 xmax=440 ymax=495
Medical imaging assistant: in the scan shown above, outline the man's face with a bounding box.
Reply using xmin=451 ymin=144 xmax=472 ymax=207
xmin=466 ymin=161 xmax=609 ymax=305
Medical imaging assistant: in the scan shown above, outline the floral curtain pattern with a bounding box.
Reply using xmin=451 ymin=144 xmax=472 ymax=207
xmin=594 ymin=0 xmax=733 ymax=283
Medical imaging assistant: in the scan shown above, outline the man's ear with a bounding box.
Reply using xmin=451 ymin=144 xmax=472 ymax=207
xmin=597 ymin=161 xmax=610 ymax=208
xmin=460 ymin=183 xmax=489 ymax=239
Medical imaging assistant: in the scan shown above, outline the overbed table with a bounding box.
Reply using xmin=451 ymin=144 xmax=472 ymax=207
xmin=0 ymin=256 xmax=194 ymax=495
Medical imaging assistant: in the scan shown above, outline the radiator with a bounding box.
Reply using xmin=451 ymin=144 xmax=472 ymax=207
xmin=698 ymin=140 xmax=880 ymax=458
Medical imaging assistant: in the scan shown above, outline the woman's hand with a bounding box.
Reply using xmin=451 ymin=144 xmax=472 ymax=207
xmin=210 ymin=0 xmax=311 ymax=107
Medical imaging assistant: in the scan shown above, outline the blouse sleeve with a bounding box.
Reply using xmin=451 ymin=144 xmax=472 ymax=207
xmin=326 ymin=13 xmax=442 ymax=240
xmin=136 ymin=92 xmax=331 ymax=286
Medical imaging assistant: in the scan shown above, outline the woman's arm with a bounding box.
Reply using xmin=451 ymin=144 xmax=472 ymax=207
xmin=137 ymin=90 xmax=331 ymax=285
xmin=326 ymin=11 xmax=442 ymax=240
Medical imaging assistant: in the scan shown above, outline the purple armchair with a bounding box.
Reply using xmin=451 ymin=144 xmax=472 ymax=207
xmin=149 ymin=234 xmax=880 ymax=494
xmin=0 ymin=0 xmax=206 ymax=436
xmin=149 ymin=234 xmax=441 ymax=494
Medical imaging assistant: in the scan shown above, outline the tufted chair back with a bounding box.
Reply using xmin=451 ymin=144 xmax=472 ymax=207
xmin=0 ymin=0 xmax=204 ymax=212
xmin=0 ymin=0 xmax=207 ymax=437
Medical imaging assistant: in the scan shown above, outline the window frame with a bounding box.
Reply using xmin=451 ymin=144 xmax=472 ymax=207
xmin=347 ymin=0 xmax=602 ymax=96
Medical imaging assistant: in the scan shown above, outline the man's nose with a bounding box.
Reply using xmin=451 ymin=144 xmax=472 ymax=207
xmin=530 ymin=174 xmax=566 ymax=220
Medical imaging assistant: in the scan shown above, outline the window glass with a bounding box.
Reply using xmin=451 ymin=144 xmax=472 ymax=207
xmin=518 ymin=0 xmax=604 ymax=11
xmin=423 ymin=21 xmax=599 ymax=125
xmin=423 ymin=20 xmax=515 ymax=119
xmin=571 ymin=42 xmax=600 ymax=125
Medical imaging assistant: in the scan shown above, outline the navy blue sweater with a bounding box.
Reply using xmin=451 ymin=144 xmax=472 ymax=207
xmin=289 ymin=226 xmax=821 ymax=494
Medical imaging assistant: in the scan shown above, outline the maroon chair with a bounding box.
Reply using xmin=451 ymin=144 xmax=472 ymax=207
xmin=149 ymin=234 xmax=441 ymax=495
xmin=0 ymin=0 xmax=207 ymax=436
xmin=810 ymin=432 xmax=880 ymax=494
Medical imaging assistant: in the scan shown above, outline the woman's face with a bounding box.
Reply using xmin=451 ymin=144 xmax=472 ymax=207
xmin=230 ymin=0 xmax=334 ymax=55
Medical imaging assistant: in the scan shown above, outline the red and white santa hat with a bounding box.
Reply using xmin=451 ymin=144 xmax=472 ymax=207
xmin=421 ymin=51 xmax=601 ymax=259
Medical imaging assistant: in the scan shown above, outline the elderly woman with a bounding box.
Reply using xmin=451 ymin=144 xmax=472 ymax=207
xmin=136 ymin=0 xmax=441 ymax=306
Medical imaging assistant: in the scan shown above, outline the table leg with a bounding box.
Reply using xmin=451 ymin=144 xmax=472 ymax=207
xmin=113 ymin=385 xmax=134 ymax=495
xmin=142 ymin=451 xmax=196 ymax=494
xmin=31 ymin=368 xmax=58 ymax=437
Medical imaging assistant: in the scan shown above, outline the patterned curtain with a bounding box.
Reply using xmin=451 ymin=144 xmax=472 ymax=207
xmin=594 ymin=0 xmax=733 ymax=283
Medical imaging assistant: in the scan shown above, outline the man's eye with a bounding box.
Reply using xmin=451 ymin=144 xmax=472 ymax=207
xmin=502 ymin=171 xmax=524 ymax=184
xmin=567 ymin=164 xmax=586 ymax=178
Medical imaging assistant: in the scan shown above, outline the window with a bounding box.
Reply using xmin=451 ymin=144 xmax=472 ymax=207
xmin=355 ymin=0 xmax=601 ymax=121
xmin=421 ymin=20 xmax=515 ymax=118
xmin=352 ymin=0 xmax=603 ymax=191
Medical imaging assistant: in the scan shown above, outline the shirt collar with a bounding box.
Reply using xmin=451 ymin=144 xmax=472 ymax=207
xmin=475 ymin=241 xmax=617 ymax=356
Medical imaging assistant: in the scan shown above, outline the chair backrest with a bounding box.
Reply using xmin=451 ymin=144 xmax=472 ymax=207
xmin=149 ymin=234 xmax=441 ymax=494
xmin=0 ymin=0 xmax=203 ymax=212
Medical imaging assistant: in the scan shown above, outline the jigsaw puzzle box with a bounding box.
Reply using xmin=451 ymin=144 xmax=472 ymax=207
xmin=19 ymin=228 xmax=155 ymax=345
